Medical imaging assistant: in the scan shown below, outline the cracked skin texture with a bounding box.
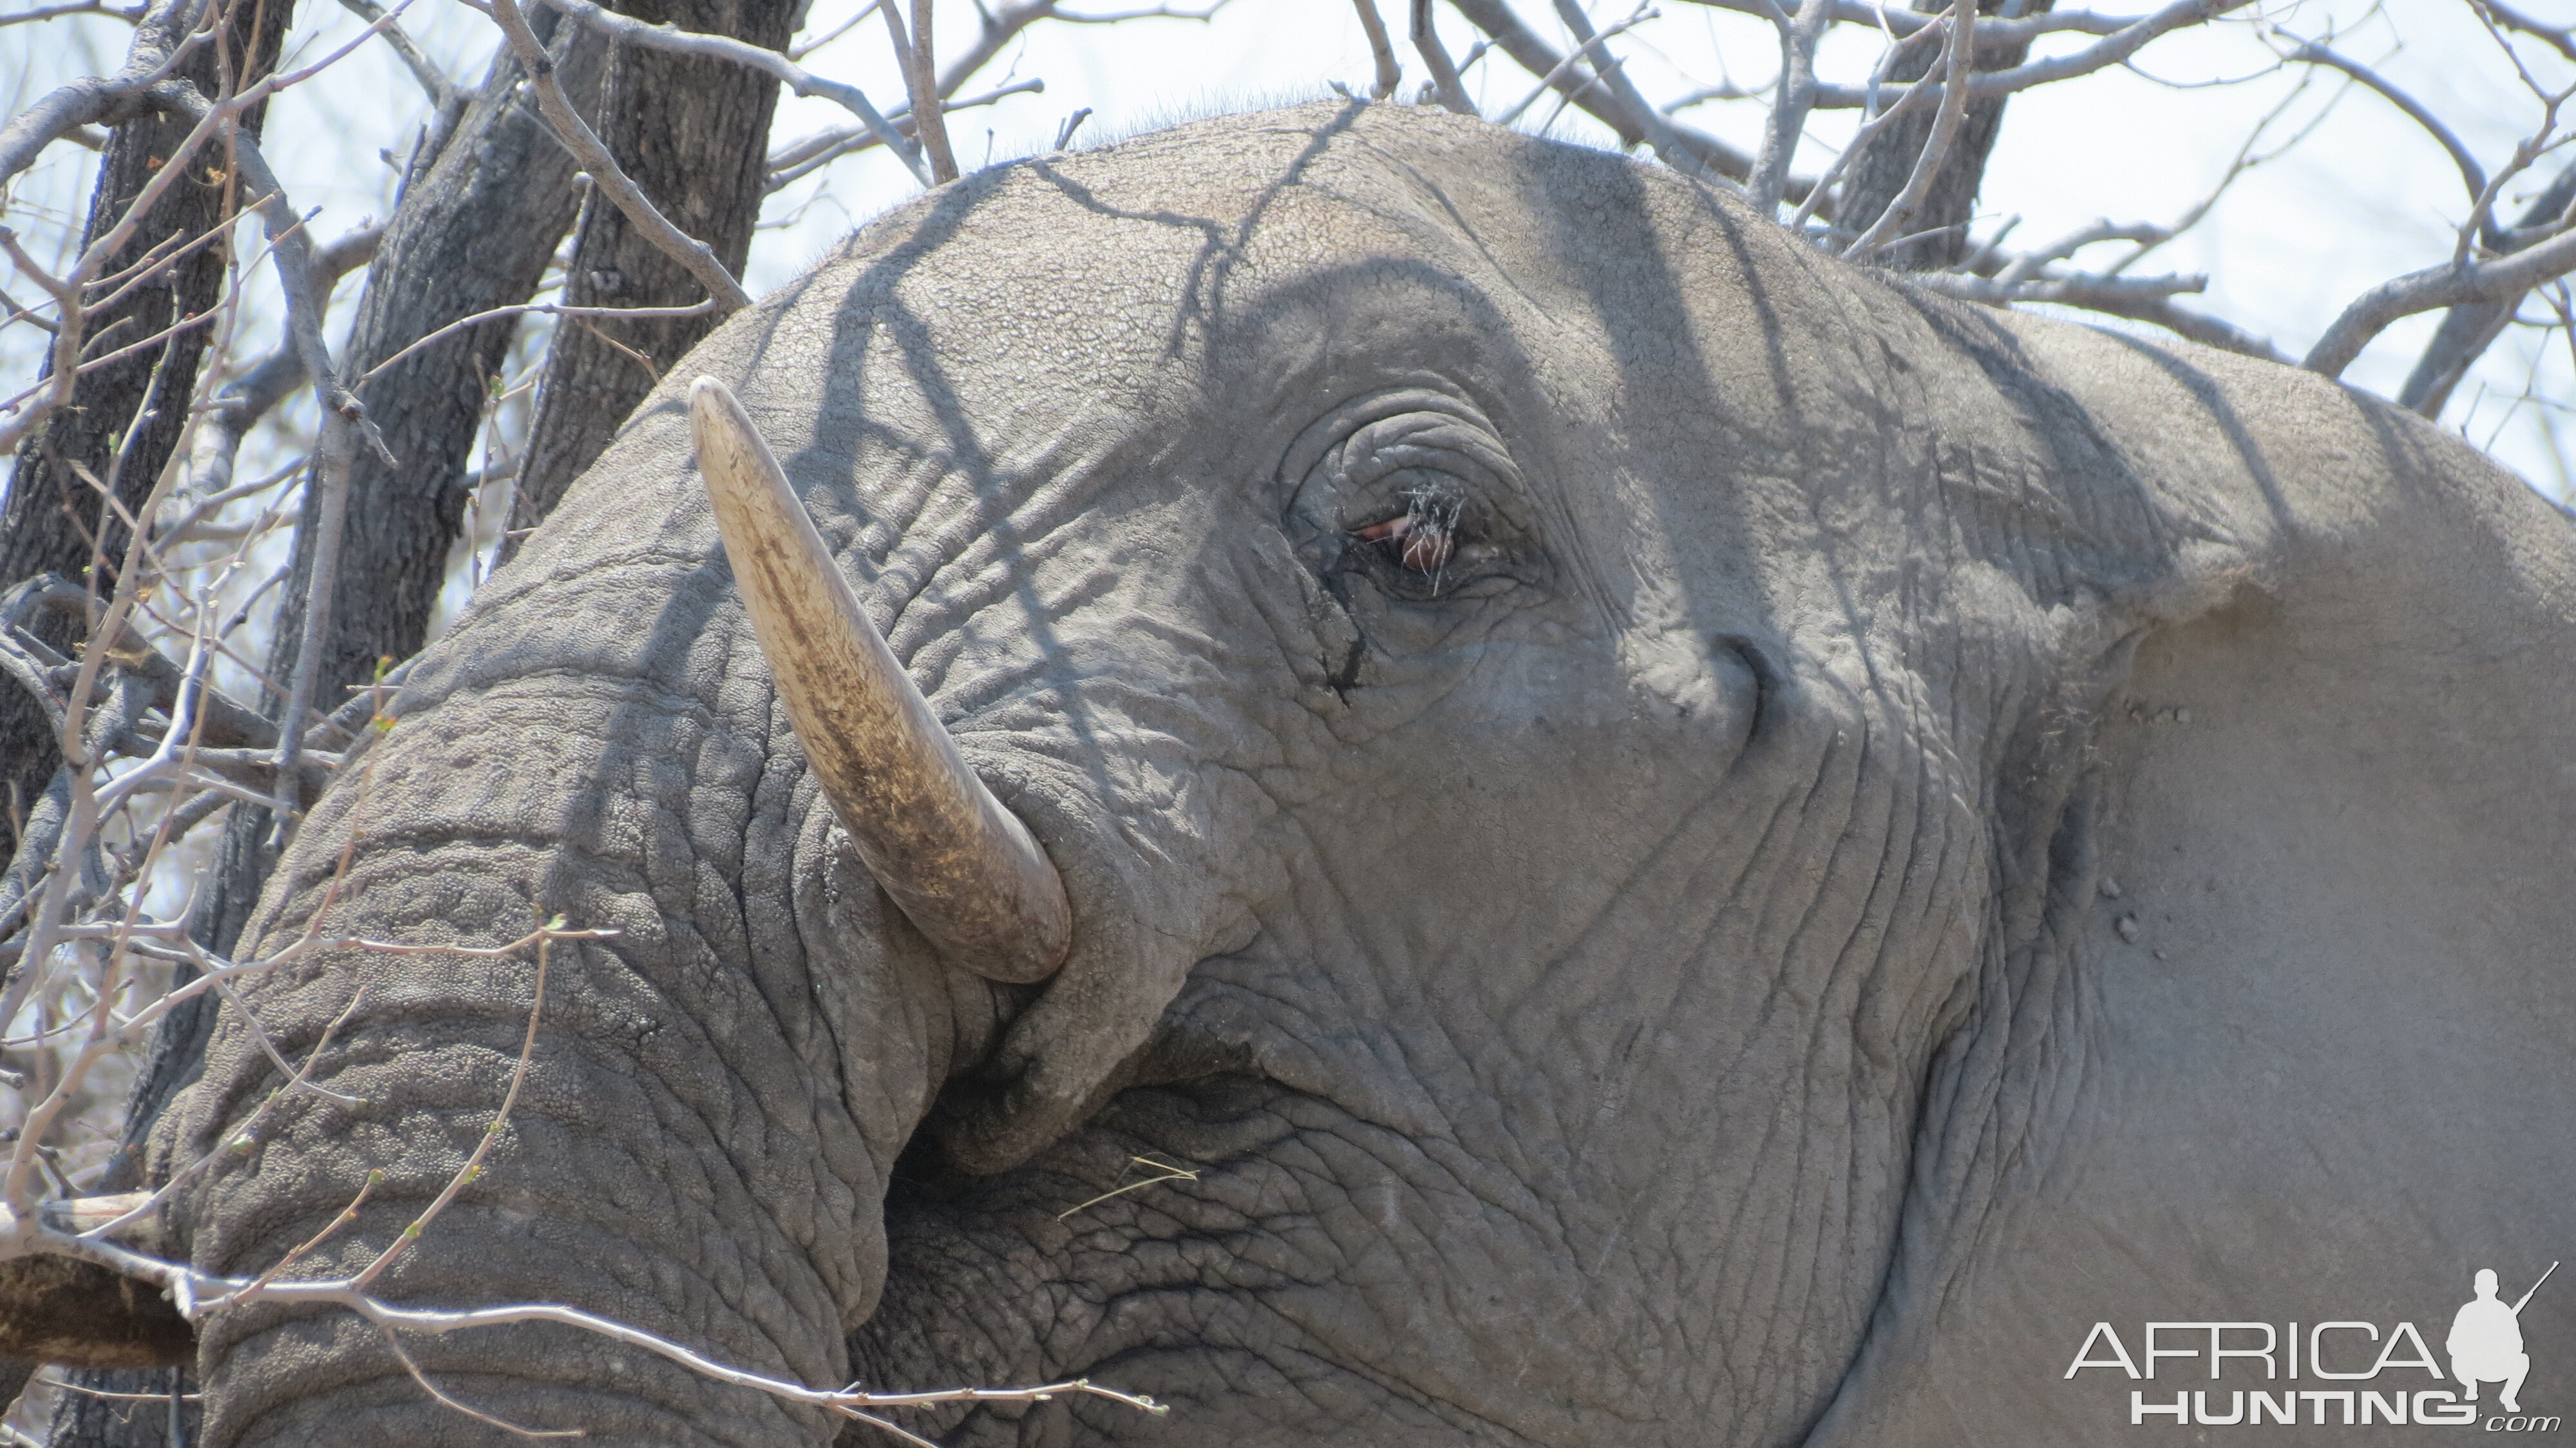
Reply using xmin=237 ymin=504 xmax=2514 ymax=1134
xmin=132 ymin=102 xmax=2576 ymax=1446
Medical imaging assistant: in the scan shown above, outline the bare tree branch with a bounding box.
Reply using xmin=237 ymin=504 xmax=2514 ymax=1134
xmin=0 ymin=0 xmax=213 ymax=193
xmin=1680 ymin=0 xmax=2141 ymax=39
xmin=532 ymin=0 xmax=925 ymax=184
xmin=356 ymin=299 xmax=715 ymax=388
xmin=882 ymin=0 xmax=960 ymax=182
xmin=1808 ymin=0 xmax=2261 ymax=108
xmin=2401 ymin=162 xmax=2576 ymax=416
xmin=142 ymin=85 xmax=378 ymax=843
xmin=1447 ymin=0 xmax=1759 ymax=183
xmin=1844 ymin=0 xmax=1974 ymax=257
xmin=1992 ymin=218 xmax=2166 ymax=282
xmin=65 ymin=1229 xmax=1171 ymax=1438
xmin=2306 ymin=222 xmax=2576 ymax=379
xmin=1495 ymin=6 xmax=1658 ymax=126
xmin=766 ymin=79 xmax=1043 ymax=191
xmin=882 ymin=0 xmax=1228 ymax=133
xmin=2477 ymin=0 xmax=2576 ymax=66
xmin=335 ymin=0 xmax=457 ymax=108
xmin=485 ymin=0 xmax=753 ymax=310
xmin=1749 ymin=0 xmax=1833 ymax=209
xmin=0 ymin=0 xmax=146 ymax=25
xmin=1788 ymin=64 xmax=1943 ymax=231
xmin=1546 ymin=0 xmax=1697 ymax=166
xmin=1353 ymin=0 xmax=1401 ymax=97
xmin=1412 ymin=0 xmax=1476 ymax=114
xmin=2280 ymin=41 xmax=2489 ymax=223
xmin=182 ymin=224 xmax=382 ymax=498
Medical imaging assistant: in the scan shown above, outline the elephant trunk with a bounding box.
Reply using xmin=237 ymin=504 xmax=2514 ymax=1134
xmin=149 ymin=517 xmax=980 ymax=1446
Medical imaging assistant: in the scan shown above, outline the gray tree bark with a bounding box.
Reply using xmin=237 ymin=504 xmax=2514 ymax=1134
xmin=0 ymin=0 xmax=296 ymax=853
xmin=256 ymin=5 xmax=610 ymax=723
xmin=1837 ymin=0 xmax=2052 ymax=271
xmin=505 ymin=0 xmax=798 ymax=548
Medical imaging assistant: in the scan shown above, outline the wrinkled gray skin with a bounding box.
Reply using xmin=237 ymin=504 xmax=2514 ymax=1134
xmin=153 ymin=102 xmax=2576 ymax=1447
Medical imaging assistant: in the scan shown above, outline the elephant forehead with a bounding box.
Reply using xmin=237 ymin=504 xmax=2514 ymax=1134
xmin=706 ymin=105 xmax=1850 ymax=446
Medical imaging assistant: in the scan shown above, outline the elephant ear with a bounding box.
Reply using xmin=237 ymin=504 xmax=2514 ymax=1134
xmin=1815 ymin=329 xmax=2576 ymax=1447
xmin=2047 ymin=360 xmax=2576 ymax=1303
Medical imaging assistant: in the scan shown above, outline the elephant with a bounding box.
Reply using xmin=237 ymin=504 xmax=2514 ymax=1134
xmin=27 ymin=99 xmax=2576 ymax=1446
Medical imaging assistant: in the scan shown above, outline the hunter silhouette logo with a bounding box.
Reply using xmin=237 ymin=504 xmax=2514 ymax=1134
xmin=2454 ymin=1264 xmax=2556 ymax=1414
xmin=2065 ymin=1261 xmax=2562 ymax=1429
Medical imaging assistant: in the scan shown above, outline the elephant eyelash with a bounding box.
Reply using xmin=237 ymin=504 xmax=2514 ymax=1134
xmin=1349 ymin=490 xmax=1467 ymax=594
xmin=1352 ymin=511 xmax=1455 ymax=575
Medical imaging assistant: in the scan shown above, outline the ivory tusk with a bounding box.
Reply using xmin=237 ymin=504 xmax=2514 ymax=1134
xmin=688 ymin=377 xmax=1073 ymax=984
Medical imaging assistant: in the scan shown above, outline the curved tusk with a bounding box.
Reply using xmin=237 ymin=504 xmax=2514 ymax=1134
xmin=689 ymin=377 xmax=1072 ymax=984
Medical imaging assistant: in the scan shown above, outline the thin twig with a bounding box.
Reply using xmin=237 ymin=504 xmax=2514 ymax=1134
xmin=347 ymin=927 xmax=553 ymax=1290
xmin=1680 ymin=0 xmax=2138 ymax=39
xmin=1806 ymin=0 xmax=2261 ymax=108
xmin=0 ymin=0 xmax=214 ymax=193
xmin=2479 ymin=0 xmax=2576 ymax=64
xmin=1055 ymin=1156 xmax=1201 ymax=1220
xmin=788 ymin=0 xmax=878 ymax=59
xmin=486 ymin=0 xmax=754 ymax=310
xmin=1448 ymin=0 xmax=1760 ymax=184
xmin=2278 ymin=40 xmax=2488 ymax=225
xmin=0 ymin=0 xmax=147 ymax=23
xmin=531 ymin=0 xmax=926 ymax=184
xmin=1412 ymin=0 xmax=1476 ymax=114
xmin=357 ymin=299 xmax=716 ymax=389
xmin=1913 ymin=270 xmax=2284 ymax=357
xmin=377 ymin=1324 xmax=580 ymax=1437
xmin=1843 ymin=0 xmax=1974 ymax=260
xmin=238 ymin=1167 xmax=380 ymax=1297
xmin=1787 ymin=42 xmax=1946 ymax=233
xmin=334 ymin=0 xmax=455 ymax=107
xmin=763 ymin=79 xmax=1041 ymax=192
xmin=1495 ymin=5 xmax=1658 ymax=126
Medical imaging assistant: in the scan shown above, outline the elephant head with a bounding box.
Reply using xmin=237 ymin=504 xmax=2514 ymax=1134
xmin=48 ymin=102 xmax=2576 ymax=1446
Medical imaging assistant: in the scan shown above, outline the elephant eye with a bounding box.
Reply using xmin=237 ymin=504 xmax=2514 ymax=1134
xmin=1291 ymin=387 xmax=1540 ymax=602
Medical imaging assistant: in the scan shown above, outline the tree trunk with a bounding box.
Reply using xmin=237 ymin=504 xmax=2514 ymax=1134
xmin=0 ymin=0 xmax=296 ymax=852
xmin=1837 ymin=0 xmax=2051 ymax=271
xmin=505 ymin=0 xmax=797 ymax=549
xmin=257 ymin=6 xmax=611 ymax=723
